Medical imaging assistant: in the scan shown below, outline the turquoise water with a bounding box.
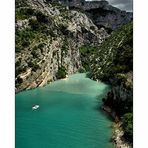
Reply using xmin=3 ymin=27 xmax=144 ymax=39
xmin=16 ymin=73 xmax=113 ymax=148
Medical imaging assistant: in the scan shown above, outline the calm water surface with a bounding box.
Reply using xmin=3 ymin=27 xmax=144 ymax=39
xmin=16 ymin=73 xmax=113 ymax=148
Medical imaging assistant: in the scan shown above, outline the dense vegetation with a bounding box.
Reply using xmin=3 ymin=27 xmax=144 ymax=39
xmin=16 ymin=8 xmax=34 ymax=20
xmin=91 ymin=22 xmax=133 ymax=81
xmin=90 ymin=22 xmax=133 ymax=142
xmin=56 ymin=66 xmax=67 ymax=79
xmin=15 ymin=8 xmax=52 ymax=52
xmin=122 ymin=113 xmax=133 ymax=142
xmin=79 ymin=46 xmax=97 ymax=71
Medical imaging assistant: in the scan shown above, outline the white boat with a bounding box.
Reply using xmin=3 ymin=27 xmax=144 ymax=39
xmin=32 ymin=105 xmax=39 ymax=110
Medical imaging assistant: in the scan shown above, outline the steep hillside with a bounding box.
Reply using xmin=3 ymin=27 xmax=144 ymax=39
xmin=90 ymin=22 xmax=133 ymax=143
xmin=85 ymin=4 xmax=132 ymax=32
xmin=91 ymin=22 xmax=133 ymax=81
xmin=15 ymin=0 xmax=108 ymax=92
xmin=48 ymin=0 xmax=133 ymax=31
xmin=15 ymin=0 xmax=133 ymax=146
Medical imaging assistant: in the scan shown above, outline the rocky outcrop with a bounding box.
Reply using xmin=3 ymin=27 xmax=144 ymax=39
xmin=103 ymin=72 xmax=133 ymax=116
xmin=91 ymin=22 xmax=133 ymax=117
xmin=86 ymin=8 xmax=132 ymax=32
xmin=101 ymin=72 xmax=133 ymax=148
xmin=15 ymin=0 xmax=108 ymax=92
xmin=90 ymin=22 xmax=133 ymax=145
xmin=112 ymin=122 xmax=132 ymax=148
xmin=49 ymin=0 xmax=133 ymax=31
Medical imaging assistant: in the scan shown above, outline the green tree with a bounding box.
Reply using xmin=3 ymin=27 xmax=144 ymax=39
xmin=122 ymin=113 xmax=133 ymax=142
xmin=56 ymin=66 xmax=67 ymax=79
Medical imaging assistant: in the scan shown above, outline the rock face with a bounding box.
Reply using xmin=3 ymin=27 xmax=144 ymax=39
xmin=91 ymin=22 xmax=133 ymax=115
xmin=86 ymin=8 xmax=132 ymax=32
xmin=112 ymin=122 xmax=132 ymax=148
xmin=91 ymin=22 xmax=133 ymax=81
xmin=50 ymin=0 xmax=133 ymax=31
xmin=104 ymin=72 xmax=133 ymax=117
xmin=90 ymin=22 xmax=133 ymax=144
xmin=15 ymin=0 xmax=108 ymax=92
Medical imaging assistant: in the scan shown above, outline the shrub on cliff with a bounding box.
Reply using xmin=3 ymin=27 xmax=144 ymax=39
xmin=78 ymin=67 xmax=86 ymax=73
xmin=122 ymin=113 xmax=133 ymax=142
xmin=56 ymin=66 xmax=67 ymax=79
xmin=29 ymin=19 xmax=40 ymax=30
xmin=59 ymin=24 xmax=69 ymax=35
xmin=16 ymin=8 xmax=34 ymax=20
xmin=15 ymin=77 xmax=23 ymax=86
xmin=91 ymin=22 xmax=133 ymax=80
xmin=15 ymin=28 xmax=36 ymax=52
xmin=28 ymin=62 xmax=40 ymax=72
xmin=79 ymin=46 xmax=96 ymax=71
xmin=36 ymin=11 xmax=49 ymax=23
xmin=15 ymin=66 xmax=27 ymax=76
xmin=16 ymin=0 xmax=28 ymax=8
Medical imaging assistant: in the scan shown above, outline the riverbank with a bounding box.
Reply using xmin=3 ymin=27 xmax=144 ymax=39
xmin=101 ymin=105 xmax=132 ymax=148
xmin=112 ymin=122 xmax=132 ymax=148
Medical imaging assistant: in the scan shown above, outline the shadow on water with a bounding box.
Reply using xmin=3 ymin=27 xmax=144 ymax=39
xmin=93 ymin=103 xmax=114 ymax=122
xmin=93 ymin=85 xmax=114 ymax=122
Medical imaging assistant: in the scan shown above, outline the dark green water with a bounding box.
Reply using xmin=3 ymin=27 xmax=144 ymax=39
xmin=16 ymin=73 xmax=113 ymax=148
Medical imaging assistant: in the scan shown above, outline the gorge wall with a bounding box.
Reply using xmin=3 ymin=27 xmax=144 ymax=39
xmin=15 ymin=0 xmax=108 ymax=92
xmin=90 ymin=22 xmax=133 ymax=143
xmin=49 ymin=0 xmax=133 ymax=31
xmin=15 ymin=0 xmax=133 ymax=144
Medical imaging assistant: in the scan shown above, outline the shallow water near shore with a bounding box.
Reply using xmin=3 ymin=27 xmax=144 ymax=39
xmin=16 ymin=73 xmax=113 ymax=148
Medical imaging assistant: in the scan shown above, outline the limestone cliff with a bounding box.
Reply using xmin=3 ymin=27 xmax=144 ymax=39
xmin=15 ymin=0 xmax=108 ymax=92
xmin=49 ymin=0 xmax=133 ymax=31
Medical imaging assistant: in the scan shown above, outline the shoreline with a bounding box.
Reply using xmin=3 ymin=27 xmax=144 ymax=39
xmin=101 ymin=105 xmax=132 ymax=148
